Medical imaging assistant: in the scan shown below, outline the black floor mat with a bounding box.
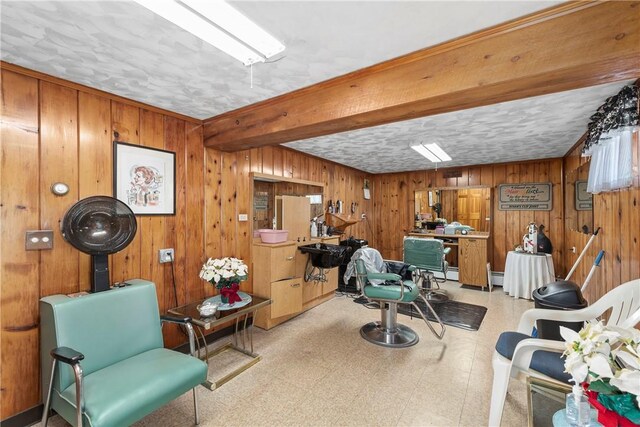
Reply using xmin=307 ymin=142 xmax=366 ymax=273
xmin=354 ymin=297 xmax=487 ymax=331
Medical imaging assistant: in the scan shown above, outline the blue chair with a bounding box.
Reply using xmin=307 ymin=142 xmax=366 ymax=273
xmin=403 ymin=237 xmax=451 ymax=301
xmin=40 ymin=280 xmax=208 ymax=427
xmin=354 ymin=248 xmax=445 ymax=347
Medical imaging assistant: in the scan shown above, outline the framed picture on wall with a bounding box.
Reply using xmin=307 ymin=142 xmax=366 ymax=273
xmin=113 ymin=141 xmax=176 ymax=215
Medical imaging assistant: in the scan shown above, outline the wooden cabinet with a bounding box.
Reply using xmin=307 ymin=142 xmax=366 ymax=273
xmin=458 ymin=237 xmax=488 ymax=287
xmin=270 ymin=278 xmax=303 ymax=318
xmin=253 ymin=237 xmax=338 ymax=330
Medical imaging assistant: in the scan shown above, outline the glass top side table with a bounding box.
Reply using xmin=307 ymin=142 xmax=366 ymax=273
xmin=168 ymin=294 xmax=271 ymax=391
xmin=527 ymin=376 xmax=571 ymax=427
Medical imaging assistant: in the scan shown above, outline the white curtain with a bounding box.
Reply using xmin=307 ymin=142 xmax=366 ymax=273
xmin=586 ymin=128 xmax=635 ymax=194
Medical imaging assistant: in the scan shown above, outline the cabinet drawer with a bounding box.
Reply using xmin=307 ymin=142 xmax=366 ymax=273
xmin=270 ymin=278 xmax=303 ymax=318
xmin=270 ymin=245 xmax=297 ymax=282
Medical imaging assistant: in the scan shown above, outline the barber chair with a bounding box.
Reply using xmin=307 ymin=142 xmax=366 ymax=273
xmin=354 ymin=248 xmax=445 ymax=347
xmin=403 ymin=237 xmax=451 ymax=302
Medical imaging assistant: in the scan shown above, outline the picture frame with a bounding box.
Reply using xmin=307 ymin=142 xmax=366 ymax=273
xmin=113 ymin=141 xmax=176 ymax=215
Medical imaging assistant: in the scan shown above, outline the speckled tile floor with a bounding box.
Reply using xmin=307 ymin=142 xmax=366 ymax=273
xmin=40 ymin=282 xmax=534 ymax=427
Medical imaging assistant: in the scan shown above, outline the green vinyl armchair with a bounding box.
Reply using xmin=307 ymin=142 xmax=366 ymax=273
xmin=403 ymin=237 xmax=451 ymax=301
xmin=354 ymin=248 xmax=445 ymax=347
xmin=40 ymin=279 xmax=207 ymax=427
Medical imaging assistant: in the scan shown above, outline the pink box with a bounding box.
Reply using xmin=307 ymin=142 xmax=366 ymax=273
xmin=259 ymin=230 xmax=289 ymax=244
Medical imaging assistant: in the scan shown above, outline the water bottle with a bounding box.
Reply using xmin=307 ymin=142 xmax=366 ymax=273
xmin=565 ymin=386 xmax=590 ymax=426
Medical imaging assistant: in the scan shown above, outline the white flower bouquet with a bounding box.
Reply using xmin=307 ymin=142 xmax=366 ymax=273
xmin=561 ymin=321 xmax=640 ymax=425
xmin=199 ymin=257 xmax=248 ymax=289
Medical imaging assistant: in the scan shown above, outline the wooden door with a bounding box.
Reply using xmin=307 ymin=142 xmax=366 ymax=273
xmin=280 ymin=195 xmax=311 ymax=242
xmin=457 ymin=189 xmax=487 ymax=231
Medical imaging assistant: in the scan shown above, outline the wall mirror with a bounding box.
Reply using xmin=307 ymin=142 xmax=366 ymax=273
xmin=252 ymin=173 xmax=324 ymax=233
xmin=564 ymin=161 xmax=594 ymax=234
xmin=414 ymin=187 xmax=492 ymax=232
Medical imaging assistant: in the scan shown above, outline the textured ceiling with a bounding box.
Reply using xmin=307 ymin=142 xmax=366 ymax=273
xmin=1 ymin=1 xmax=560 ymax=119
xmin=2 ymin=1 xmax=629 ymax=174
xmin=285 ymin=81 xmax=633 ymax=173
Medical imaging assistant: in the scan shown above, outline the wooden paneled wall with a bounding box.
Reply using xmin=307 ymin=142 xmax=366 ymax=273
xmin=203 ymin=146 xmax=374 ymax=295
xmin=0 ymin=68 xmax=205 ymax=419
xmin=369 ymin=159 xmax=565 ymax=275
xmin=0 ymin=67 xmax=374 ymax=420
xmin=563 ymin=138 xmax=640 ymax=304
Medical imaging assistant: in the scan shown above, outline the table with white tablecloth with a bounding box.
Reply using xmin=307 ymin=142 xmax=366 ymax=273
xmin=503 ymin=251 xmax=555 ymax=299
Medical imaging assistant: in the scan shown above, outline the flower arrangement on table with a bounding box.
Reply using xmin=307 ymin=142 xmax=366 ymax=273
xmin=561 ymin=321 xmax=640 ymax=426
xmin=199 ymin=257 xmax=248 ymax=305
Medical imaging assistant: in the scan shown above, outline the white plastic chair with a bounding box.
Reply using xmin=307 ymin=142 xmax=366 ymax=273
xmin=488 ymin=278 xmax=640 ymax=427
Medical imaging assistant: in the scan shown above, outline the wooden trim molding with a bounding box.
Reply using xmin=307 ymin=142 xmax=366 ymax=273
xmin=1 ymin=61 xmax=203 ymax=125
xmin=203 ymin=1 xmax=640 ymax=151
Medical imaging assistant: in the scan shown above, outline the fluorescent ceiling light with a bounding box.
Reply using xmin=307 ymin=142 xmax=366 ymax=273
xmin=410 ymin=143 xmax=452 ymax=162
xmin=134 ymin=0 xmax=284 ymax=66
xmin=181 ymin=0 xmax=285 ymax=59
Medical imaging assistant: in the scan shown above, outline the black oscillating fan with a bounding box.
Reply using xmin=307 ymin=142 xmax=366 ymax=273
xmin=61 ymin=196 xmax=137 ymax=293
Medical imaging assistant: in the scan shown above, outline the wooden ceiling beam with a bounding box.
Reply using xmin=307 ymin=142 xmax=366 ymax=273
xmin=203 ymin=1 xmax=640 ymax=151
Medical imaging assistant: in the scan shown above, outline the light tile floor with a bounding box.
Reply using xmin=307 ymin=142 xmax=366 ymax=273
xmin=41 ymin=282 xmax=534 ymax=427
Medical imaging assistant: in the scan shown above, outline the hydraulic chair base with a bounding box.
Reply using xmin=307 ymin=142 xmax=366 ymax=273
xmin=419 ymin=271 xmax=449 ymax=303
xmin=360 ymin=322 xmax=419 ymax=347
xmin=360 ymin=302 xmax=419 ymax=348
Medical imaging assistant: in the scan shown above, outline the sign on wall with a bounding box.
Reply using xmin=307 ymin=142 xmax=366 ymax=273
xmin=498 ymin=183 xmax=552 ymax=211
xmin=575 ymin=180 xmax=593 ymax=211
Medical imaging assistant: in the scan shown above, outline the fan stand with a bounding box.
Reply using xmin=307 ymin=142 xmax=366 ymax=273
xmin=91 ymin=254 xmax=110 ymax=293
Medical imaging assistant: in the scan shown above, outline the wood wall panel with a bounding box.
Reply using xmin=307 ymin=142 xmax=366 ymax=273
xmin=0 ymin=70 xmax=41 ymax=418
xmin=185 ymin=123 xmax=205 ymax=303
xmin=0 ymin=67 xmax=206 ymax=419
xmin=163 ymin=117 xmax=187 ymax=348
xmin=369 ymin=159 xmax=565 ymax=273
xmin=139 ymin=109 xmax=166 ymax=316
xmin=78 ymin=92 xmax=112 ymax=292
xmin=39 ymin=82 xmax=79 ymax=296
xmin=111 ymin=102 xmax=141 ymax=283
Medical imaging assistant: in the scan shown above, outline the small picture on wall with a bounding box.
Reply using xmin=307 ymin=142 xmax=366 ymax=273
xmin=113 ymin=141 xmax=175 ymax=215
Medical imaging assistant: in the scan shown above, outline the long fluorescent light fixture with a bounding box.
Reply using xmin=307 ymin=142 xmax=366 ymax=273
xmin=410 ymin=143 xmax=452 ymax=163
xmin=134 ymin=0 xmax=285 ymax=66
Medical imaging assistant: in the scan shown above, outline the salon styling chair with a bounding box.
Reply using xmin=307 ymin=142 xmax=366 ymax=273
xmin=354 ymin=248 xmax=445 ymax=347
xmin=40 ymin=280 xmax=207 ymax=427
xmin=403 ymin=237 xmax=451 ymax=302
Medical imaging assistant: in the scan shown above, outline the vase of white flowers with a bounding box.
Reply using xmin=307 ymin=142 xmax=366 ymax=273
xmin=199 ymin=257 xmax=248 ymax=305
xmin=561 ymin=321 xmax=640 ymax=427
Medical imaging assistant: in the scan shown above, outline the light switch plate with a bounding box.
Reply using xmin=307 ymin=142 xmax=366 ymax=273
xmin=25 ymin=230 xmax=54 ymax=250
xmin=238 ymin=213 xmax=248 ymax=221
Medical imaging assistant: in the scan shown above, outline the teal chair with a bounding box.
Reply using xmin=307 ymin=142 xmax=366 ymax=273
xmin=355 ymin=248 xmax=445 ymax=347
xmin=40 ymin=280 xmax=208 ymax=427
xmin=403 ymin=237 xmax=451 ymax=301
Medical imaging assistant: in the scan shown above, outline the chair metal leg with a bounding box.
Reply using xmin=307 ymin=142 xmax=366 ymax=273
xmin=411 ymin=294 xmax=446 ymax=340
xmin=72 ymin=364 xmax=84 ymax=427
xmin=41 ymin=358 xmax=57 ymax=427
xmin=193 ymin=386 xmax=199 ymax=425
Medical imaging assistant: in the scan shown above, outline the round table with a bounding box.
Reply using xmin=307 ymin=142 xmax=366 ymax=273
xmin=503 ymin=251 xmax=555 ymax=299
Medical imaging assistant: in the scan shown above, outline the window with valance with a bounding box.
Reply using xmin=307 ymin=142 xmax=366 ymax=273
xmin=582 ymin=84 xmax=639 ymax=194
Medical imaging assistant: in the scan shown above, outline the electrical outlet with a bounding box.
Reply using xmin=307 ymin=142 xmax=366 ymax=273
xmin=159 ymin=248 xmax=175 ymax=263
